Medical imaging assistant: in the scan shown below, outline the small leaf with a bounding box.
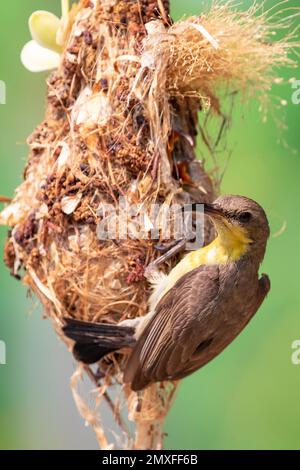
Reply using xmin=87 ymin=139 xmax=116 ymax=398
xmin=56 ymin=142 xmax=70 ymax=169
xmin=72 ymin=87 xmax=112 ymax=127
xmin=61 ymin=194 xmax=82 ymax=215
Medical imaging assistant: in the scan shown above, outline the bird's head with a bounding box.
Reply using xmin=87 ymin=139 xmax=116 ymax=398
xmin=204 ymin=195 xmax=270 ymax=262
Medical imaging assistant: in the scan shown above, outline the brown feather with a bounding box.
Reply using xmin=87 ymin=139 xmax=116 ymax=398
xmin=124 ymin=260 xmax=270 ymax=391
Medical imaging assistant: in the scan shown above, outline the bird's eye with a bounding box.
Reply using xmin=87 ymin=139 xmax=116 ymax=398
xmin=238 ymin=211 xmax=252 ymax=223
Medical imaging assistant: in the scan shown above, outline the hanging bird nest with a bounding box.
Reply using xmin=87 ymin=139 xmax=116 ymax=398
xmin=1 ymin=0 xmax=298 ymax=449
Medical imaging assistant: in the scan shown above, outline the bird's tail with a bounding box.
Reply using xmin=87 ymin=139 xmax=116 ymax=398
xmin=62 ymin=318 xmax=136 ymax=364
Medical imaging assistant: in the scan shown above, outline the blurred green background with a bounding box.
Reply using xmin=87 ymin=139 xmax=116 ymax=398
xmin=0 ymin=0 xmax=299 ymax=450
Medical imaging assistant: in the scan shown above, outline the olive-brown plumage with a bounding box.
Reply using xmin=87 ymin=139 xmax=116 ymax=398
xmin=63 ymin=195 xmax=271 ymax=391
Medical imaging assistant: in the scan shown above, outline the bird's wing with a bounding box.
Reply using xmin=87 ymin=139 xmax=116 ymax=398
xmin=257 ymin=274 xmax=271 ymax=308
xmin=124 ymin=264 xmax=220 ymax=391
xmin=242 ymin=273 xmax=270 ymax=328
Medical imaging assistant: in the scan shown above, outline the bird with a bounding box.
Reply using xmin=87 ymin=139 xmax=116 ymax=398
xmin=63 ymin=194 xmax=270 ymax=391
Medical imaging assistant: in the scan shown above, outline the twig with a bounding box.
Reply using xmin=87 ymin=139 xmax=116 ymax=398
xmin=0 ymin=196 xmax=12 ymax=203
xmin=84 ymin=365 xmax=131 ymax=438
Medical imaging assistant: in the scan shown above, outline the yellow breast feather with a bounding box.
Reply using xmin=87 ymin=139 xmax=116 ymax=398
xmin=149 ymin=221 xmax=252 ymax=311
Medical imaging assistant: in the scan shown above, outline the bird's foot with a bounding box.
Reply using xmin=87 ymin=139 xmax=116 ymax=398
xmin=144 ymin=239 xmax=186 ymax=279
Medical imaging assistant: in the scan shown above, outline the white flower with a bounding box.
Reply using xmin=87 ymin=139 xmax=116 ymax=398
xmin=21 ymin=0 xmax=70 ymax=72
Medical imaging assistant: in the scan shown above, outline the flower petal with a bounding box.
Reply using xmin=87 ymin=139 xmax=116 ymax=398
xmin=21 ymin=40 xmax=61 ymax=72
xmin=29 ymin=10 xmax=62 ymax=52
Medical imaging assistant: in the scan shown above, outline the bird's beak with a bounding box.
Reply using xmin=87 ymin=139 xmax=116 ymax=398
xmin=203 ymin=203 xmax=225 ymax=219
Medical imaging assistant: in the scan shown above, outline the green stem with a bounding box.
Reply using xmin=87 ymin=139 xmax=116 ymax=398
xmin=61 ymin=0 xmax=69 ymax=18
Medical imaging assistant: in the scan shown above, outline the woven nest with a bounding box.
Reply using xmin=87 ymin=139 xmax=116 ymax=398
xmin=1 ymin=0 xmax=298 ymax=449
